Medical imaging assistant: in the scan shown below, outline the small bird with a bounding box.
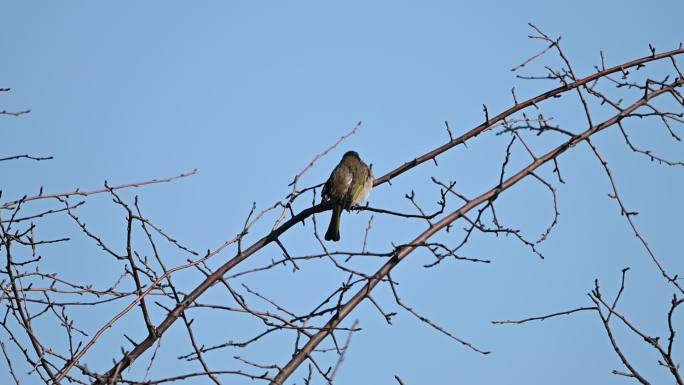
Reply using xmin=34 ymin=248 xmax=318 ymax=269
xmin=322 ymin=151 xmax=373 ymax=241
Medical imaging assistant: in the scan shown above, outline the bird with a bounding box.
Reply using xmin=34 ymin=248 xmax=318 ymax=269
xmin=321 ymin=151 xmax=373 ymax=241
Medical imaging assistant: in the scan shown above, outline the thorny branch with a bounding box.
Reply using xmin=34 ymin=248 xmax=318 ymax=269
xmin=493 ymin=268 xmax=682 ymax=385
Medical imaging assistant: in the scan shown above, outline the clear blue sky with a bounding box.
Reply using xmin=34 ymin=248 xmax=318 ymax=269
xmin=2 ymin=1 xmax=683 ymax=384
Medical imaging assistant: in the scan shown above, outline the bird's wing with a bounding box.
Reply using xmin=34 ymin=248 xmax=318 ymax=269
xmin=324 ymin=162 xmax=352 ymax=200
xmin=349 ymin=166 xmax=371 ymax=205
xmin=343 ymin=171 xmax=353 ymax=188
xmin=355 ymin=171 xmax=373 ymax=204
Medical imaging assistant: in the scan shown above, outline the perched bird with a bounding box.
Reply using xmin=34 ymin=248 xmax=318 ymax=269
xmin=321 ymin=151 xmax=373 ymax=241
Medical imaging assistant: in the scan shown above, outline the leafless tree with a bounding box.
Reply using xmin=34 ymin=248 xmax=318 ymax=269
xmin=1 ymin=25 xmax=682 ymax=385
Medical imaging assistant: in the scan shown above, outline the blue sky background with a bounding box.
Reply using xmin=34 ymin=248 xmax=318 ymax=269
xmin=2 ymin=1 xmax=683 ymax=384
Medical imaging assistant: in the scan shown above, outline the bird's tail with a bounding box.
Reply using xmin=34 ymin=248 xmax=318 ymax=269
xmin=325 ymin=204 xmax=342 ymax=241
